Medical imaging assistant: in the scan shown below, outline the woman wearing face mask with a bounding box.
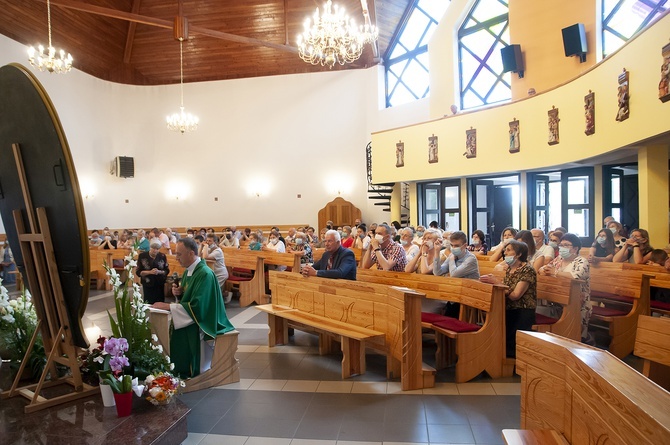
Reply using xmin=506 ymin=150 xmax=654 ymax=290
xmin=547 ymin=231 xmax=562 ymax=258
xmin=606 ymin=221 xmax=627 ymax=253
xmin=481 ymin=240 xmax=536 ymax=358
xmin=247 ymin=233 xmax=262 ymax=251
xmin=405 ymin=228 xmax=441 ymax=274
xmin=613 ymin=228 xmax=653 ymax=264
xmin=287 ymin=231 xmax=313 ymax=264
xmin=490 ymin=227 xmax=518 ymax=262
xmin=262 ymin=234 xmax=287 ymax=270
xmin=340 ymin=225 xmax=354 ymax=248
xmin=354 ymin=224 xmax=371 ymax=251
xmin=540 ymin=233 xmax=592 ymax=343
xmin=467 ymin=229 xmax=488 ymax=255
xmin=588 ymin=229 xmax=615 ymax=263
xmin=399 ymin=228 xmax=420 ymax=263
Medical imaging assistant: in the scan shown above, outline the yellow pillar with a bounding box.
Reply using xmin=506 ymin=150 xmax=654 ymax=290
xmin=408 ymin=182 xmax=418 ymax=227
xmin=519 ymin=172 xmax=527 ymax=230
xmin=594 ymin=165 xmax=603 ymax=233
xmin=460 ymin=178 xmax=468 ymax=232
xmin=638 ymin=145 xmax=669 ymax=248
xmin=390 ymin=182 xmax=402 ymax=225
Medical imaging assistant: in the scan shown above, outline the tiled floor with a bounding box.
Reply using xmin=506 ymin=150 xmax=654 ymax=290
xmin=78 ymin=289 xmax=522 ymax=445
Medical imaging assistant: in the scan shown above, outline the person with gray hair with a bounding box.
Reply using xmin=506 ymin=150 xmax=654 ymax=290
xmin=362 ymin=223 xmax=407 ymax=272
xmin=302 ymin=229 xmax=356 ymax=280
xmin=136 ymin=238 xmax=170 ymax=304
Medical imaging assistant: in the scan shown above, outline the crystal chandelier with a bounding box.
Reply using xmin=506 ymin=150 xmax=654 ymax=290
xmin=297 ymin=0 xmax=378 ymax=68
xmin=166 ymin=39 xmax=199 ymax=134
xmin=27 ymin=0 xmax=73 ymax=74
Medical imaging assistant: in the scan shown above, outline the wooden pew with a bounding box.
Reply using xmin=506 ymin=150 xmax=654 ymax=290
xmin=88 ymin=248 xmax=110 ymax=290
xmin=221 ymin=250 xmax=265 ymax=307
xmin=257 ymin=270 xmax=434 ymax=390
xmin=259 ymin=249 xmax=301 ymax=272
xmin=647 ymin=272 xmax=670 ymax=316
xmin=312 ymin=247 xmax=363 ymax=265
xmin=634 ymin=315 xmax=670 ymax=391
xmin=355 ymin=269 xmax=509 ymax=383
xmin=148 ymin=310 xmax=240 ymax=393
xmin=515 ymin=331 xmax=670 ymax=444
xmin=588 ymin=264 xmax=655 ymax=358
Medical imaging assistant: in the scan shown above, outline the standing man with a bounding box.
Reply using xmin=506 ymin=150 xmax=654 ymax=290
xmin=152 ymin=238 xmax=235 ymax=378
xmin=362 ymin=223 xmax=407 ymax=272
xmin=433 ymin=231 xmax=480 ymax=279
xmin=302 ymin=230 xmax=356 ymax=280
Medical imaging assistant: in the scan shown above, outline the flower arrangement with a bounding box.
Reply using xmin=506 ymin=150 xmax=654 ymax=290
xmin=144 ymin=372 xmax=184 ymax=405
xmin=100 ymin=244 xmax=173 ymax=379
xmin=98 ymin=337 xmax=134 ymax=394
xmin=0 ymin=280 xmax=45 ymax=378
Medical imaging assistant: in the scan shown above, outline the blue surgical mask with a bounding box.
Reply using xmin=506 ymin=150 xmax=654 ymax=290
xmin=596 ymin=236 xmax=606 ymax=246
xmin=558 ymin=246 xmax=572 ymax=259
xmin=417 ymin=231 xmax=424 ymax=238
xmin=549 ymin=241 xmax=558 ymax=249
xmin=296 ymin=238 xmax=304 ymax=245
xmin=609 ymin=227 xmax=617 ymax=234
xmin=451 ymin=246 xmax=462 ymax=257
xmin=504 ymin=255 xmax=515 ymax=265
xmin=359 ymin=233 xmax=365 ymax=239
xmin=401 ymin=240 xmax=408 ymax=246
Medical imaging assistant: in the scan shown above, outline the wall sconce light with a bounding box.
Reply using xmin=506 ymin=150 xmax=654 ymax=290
xmin=246 ymin=177 xmax=271 ymax=198
xmin=166 ymin=180 xmax=191 ymax=201
xmin=501 ymin=44 xmax=524 ymax=78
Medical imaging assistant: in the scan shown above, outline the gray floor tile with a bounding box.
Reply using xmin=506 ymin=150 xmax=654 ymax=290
xmin=382 ymin=421 xmax=430 ymax=443
xmin=337 ymin=419 xmax=385 ymax=442
xmin=293 ymin=418 xmax=342 ymax=440
xmin=188 ymin=413 xmax=226 ymax=434
xmin=209 ymin=415 xmax=259 ymax=436
xmin=427 ymin=424 xmax=475 ymax=444
xmin=251 ymin=418 xmax=301 ymax=438
xmin=471 ymin=423 xmax=515 ymax=445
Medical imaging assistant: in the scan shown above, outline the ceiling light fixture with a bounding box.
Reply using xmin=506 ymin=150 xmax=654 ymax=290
xmin=166 ymin=39 xmax=199 ymax=134
xmin=27 ymin=0 xmax=73 ymax=74
xmin=297 ymin=0 xmax=378 ymax=68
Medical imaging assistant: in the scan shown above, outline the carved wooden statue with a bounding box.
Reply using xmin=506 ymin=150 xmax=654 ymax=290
xmin=584 ymin=91 xmax=595 ymax=135
xmin=548 ymin=106 xmax=560 ymax=145
xmin=464 ymin=128 xmax=476 ymax=158
xmin=509 ymin=119 xmax=520 ymax=153
xmin=395 ymin=140 xmax=404 ymax=167
xmin=659 ymin=43 xmax=670 ymax=103
xmin=616 ymin=68 xmax=630 ymax=122
xmin=428 ymin=134 xmax=438 ymax=163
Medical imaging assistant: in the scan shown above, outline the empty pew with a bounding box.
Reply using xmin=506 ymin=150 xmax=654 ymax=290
xmin=588 ymin=264 xmax=654 ymax=358
xmin=634 ymin=315 xmax=670 ymax=391
xmin=515 ymin=331 xmax=670 ymax=444
xmin=355 ymin=268 xmax=509 ymax=383
xmin=221 ymin=250 xmax=265 ymax=307
xmin=257 ymin=270 xmax=434 ymax=390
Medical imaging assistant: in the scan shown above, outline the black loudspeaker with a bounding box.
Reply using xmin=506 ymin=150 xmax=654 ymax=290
xmin=562 ymin=23 xmax=587 ymax=62
xmin=116 ymin=156 xmax=134 ymax=178
xmin=501 ymin=44 xmax=524 ymax=78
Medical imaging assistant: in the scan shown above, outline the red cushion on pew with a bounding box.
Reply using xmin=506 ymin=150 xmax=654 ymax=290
xmin=590 ymin=291 xmax=634 ymax=304
xmin=432 ymin=318 xmax=480 ymax=333
xmin=651 ymin=300 xmax=670 ymax=311
xmin=534 ymin=313 xmax=559 ymax=325
xmin=227 ymin=275 xmax=252 ymax=282
xmin=421 ymin=312 xmax=451 ymax=324
xmin=232 ymin=268 xmax=253 ymax=274
xmin=592 ymin=306 xmax=628 ymax=317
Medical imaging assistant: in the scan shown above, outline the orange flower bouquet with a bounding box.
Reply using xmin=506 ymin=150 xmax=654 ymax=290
xmin=144 ymin=371 xmax=184 ymax=405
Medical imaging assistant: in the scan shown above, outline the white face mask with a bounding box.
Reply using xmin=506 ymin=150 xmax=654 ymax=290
xmin=424 ymin=240 xmax=434 ymax=249
xmin=295 ymin=238 xmax=304 ymax=245
xmin=375 ymin=234 xmax=384 ymax=243
xmin=401 ymin=240 xmax=408 ymax=246
xmin=270 ymin=238 xmax=278 ymax=245
xmin=609 ymin=227 xmax=617 ymax=234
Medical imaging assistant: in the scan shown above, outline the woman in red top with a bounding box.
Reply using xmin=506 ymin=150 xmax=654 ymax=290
xmin=340 ymin=225 xmax=355 ymax=248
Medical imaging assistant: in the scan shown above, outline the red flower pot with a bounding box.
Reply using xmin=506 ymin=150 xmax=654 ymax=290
xmin=113 ymin=392 xmax=133 ymax=417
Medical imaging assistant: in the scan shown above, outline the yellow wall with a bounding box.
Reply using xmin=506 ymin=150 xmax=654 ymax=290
xmin=373 ymin=12 xmax=670 ymax=184
xmin=509 ymin=0 xmax=598 ymax=99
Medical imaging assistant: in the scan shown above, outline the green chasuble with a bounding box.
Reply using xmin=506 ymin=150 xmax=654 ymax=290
xmin=171 ymin=260 xmax=235 ymax=378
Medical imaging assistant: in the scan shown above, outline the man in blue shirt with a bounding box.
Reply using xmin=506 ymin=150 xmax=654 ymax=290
xmin=301 ymin=230 xmax=356 ymax=280
xmin=433 ymin=231 xmax=480 ymax=279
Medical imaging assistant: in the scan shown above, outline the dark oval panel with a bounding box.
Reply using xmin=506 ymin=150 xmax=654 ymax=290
xmin=0 ymin=63 xmax=89 ymax=348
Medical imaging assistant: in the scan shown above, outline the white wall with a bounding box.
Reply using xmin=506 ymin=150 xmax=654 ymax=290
xmin=0 ymin=34 xmax=429 ymax=233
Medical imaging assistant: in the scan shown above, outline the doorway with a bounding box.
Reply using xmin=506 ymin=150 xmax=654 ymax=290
xmin=468 ymin=175 xmax=520 ymax=246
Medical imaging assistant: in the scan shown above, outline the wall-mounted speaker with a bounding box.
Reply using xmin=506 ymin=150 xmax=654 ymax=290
xmin=562 ymin=23 xmax=587 ymax=62
xmin=501 ymin=44 xmax=524 ymax=78
xmin=113 ymin=156 xmax=134 ymax=178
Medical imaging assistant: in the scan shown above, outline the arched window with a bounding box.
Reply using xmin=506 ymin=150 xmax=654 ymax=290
xmin=385 ymin=0 xmax=450 ymax=108
xmin=458 ymin=0 xmax=510 ymax=110
xmin=602 ymin=0 xmax=667 ymax=57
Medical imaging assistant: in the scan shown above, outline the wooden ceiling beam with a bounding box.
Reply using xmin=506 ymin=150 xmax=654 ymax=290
xmin=46 ymin=0 xmax=298 ymax=54
xmin=123 ymin=0 xmax=142 ymax=64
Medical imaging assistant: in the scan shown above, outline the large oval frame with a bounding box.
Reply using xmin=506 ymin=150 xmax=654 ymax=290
xmin=0 ymin=63 xmax=89 ymax=348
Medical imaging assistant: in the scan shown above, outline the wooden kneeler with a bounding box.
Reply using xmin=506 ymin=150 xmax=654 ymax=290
xmin=148 ymin=310 xmax=240 ymax=393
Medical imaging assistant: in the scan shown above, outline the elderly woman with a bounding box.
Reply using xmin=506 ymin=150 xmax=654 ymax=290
xmin=400 ymin=228 xmax=420 ymax=263
xmin=481 ymin=240 xmax=537 ymax=358
xmin=287 ymin=231 xmax=313 ymax=264
xmin=405 ymin=228 xmax=442 ymax=274
xmin=136 ymin=239 xmax=170 ymax=304
xmin=340 ymin=225 xmax=355 ymax=248
xmin=613 ymin=228 xmax=653 ymax=264
xmin=540 ymin=233 xmax=592 ymax=343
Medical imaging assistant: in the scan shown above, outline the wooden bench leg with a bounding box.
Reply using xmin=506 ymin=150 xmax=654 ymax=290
xmin=341 ymin=336 xmax=365 ymax=379
xmin=319 ymin=332 xmax=335 ymax=355
xmin=267 ymin=314 xmax=288 ymax=346
xmin=435 ymin=333 xmax=453 ymax=369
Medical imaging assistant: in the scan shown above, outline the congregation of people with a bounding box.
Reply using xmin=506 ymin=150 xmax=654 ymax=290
xmin=78 ymin=215 xmax=669 ymax=361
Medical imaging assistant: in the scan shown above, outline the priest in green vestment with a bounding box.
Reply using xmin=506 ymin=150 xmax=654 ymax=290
xmin=152 ymin=237 xmax=234 ymax=378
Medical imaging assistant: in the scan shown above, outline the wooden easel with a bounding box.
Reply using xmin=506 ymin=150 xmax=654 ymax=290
xmin=0 ymin=143 xmax=98 ymax=413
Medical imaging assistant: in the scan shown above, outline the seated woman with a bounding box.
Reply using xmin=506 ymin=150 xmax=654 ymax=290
xmin=489 ymin=226 xmax=518 ymax=261
xmin=606 ymin=220 xmax=628 ymax=252
xmin=400 ymin=228 xmax=420 ymax=263
xmin=547 ymin=230 xmax=562 ymax=258
xmin=613 ymin=228 xmax=653 ymax=264
xmin=588 ymin=229 xmax=615 ymax=263
xmin=480 ymin=240 xmax=536 ymax=358
xmin=98 ymin=234 xmax=117 ymax=250
xmin=262 ymin=232 xmax=287 ymax=271
xmin=340 ymin=226 xmax=355 ymax=248
xmin=0 ymin=240 xmax=17 ymax=284
xmin=540 ymin=233 xmax=592 ymax=343
xmin=467 ymin=229 xmax=488 ymax=255
xmin=247 ymin=232 xmax=262 ymax=251
xmin=405 ymin=228 xmax=442 ymax=274
xmin=117 ymin=231 xmax=133 ymax=249
xmin=287 ymin=231 xmax=313 ymax=264
xmin=354 ymin=224 xmax=371 ymax=251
